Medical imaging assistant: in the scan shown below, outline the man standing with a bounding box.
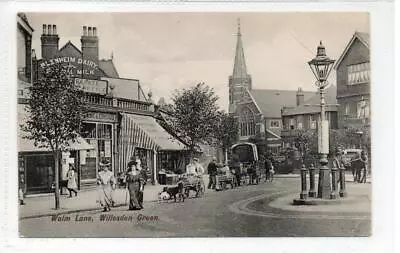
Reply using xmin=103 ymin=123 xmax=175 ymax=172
xmin=359 ymin=150 xmax=368 ymax=183
xmin=207 ymin=157 xmax=218 ymax=189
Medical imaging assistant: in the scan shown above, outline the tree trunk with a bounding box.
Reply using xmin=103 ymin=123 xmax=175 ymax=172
xmin=54 ymin=149 xmax=60 ymax=209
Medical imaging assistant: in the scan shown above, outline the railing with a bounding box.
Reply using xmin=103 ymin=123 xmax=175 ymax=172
xmin=117 ymin=98 xmax=151 ymax=111
xmin=84 ymin=93 xmax=153 ymax=113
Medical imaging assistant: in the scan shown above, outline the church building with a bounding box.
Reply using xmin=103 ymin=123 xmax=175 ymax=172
xmin=228 ymin=20 xmax=317 ymax=154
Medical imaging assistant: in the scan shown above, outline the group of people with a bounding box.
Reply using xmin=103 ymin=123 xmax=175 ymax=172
xmin=97 ymin=155 xmax=146 ymax=212
xmin=333 ymin=149 xmax=369 ymax=183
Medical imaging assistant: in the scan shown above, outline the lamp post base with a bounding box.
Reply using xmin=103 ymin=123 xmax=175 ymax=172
xmin=317 ymin=155 xmax=331 ymax=199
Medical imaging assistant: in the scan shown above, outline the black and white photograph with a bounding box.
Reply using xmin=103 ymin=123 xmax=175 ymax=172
xmin=15 ymin=11 xmax=374 ymax=238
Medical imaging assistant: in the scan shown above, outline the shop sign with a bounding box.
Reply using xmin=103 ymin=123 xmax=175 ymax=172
xmin=86 ymin=112 xmax=116 ymax=122
xmin=75 ymin=78 xmax=108 ymax=95
xmin=39 ymin=57 xmax=99 ymax=76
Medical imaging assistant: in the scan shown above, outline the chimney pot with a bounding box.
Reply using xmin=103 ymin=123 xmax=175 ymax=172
xmin=93 ymin=27 xmax=97 ymax=36
xmin=47 ymin=24 xmax=52 ymax=35
xmin=83 ymin=26 xmax=87 ymax=36
xmin=53 ymin=25 xmax=57 ymax=35
xmin=88 ymin=27 xmax=92 ymax=36
xmin=42 ymin=24 xmax=47 ymax=34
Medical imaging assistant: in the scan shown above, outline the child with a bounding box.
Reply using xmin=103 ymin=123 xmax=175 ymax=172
xmin=269 ymin=165 xmax=275 ymax=182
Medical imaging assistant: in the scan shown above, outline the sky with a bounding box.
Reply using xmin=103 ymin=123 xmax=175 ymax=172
xmin=26 ymin=12 xmax=369 ymax=111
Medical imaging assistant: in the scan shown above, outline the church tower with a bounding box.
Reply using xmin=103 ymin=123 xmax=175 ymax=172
xmin=228 ymin=19 xmax=252 ymax=114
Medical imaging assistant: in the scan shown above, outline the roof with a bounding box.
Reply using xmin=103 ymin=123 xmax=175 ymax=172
xmin=59 ymin=41 xmax=82 ymax=55
xmin=281 ymin=85 xmax=338 ymax=116
xmin=334 ymin=31 xmax=370 ymax=69
xmin=232 ymin=23 xmax=248 ymax=79
xmin=249 ymin=88 xmax=316 ymax=118
xmin=101 ymin=77 xmax=147 ymax=101
xmin=99 ymin=59 xmax=119 ymax=78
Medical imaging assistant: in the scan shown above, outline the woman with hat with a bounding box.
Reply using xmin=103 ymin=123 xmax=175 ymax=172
xmin=125 ymin=160 xmax=144 ymax=210
xmin=97 ymin=160 xmax=116 ymax=212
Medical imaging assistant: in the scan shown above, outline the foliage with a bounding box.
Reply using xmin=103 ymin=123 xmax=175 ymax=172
xmin=171 ymin=82 xmax=219 ymax=154
xmin=213 ymin=111 xmax=239 ymax=155
xmin=21 ymin=64 xmax=87 ymax=151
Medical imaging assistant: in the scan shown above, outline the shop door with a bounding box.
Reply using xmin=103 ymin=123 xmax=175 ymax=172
xmin=25 ymin=154 xmax=55 ymax=193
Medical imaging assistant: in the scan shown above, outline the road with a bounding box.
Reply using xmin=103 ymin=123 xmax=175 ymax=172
xmin=19 ymin=178 xmax=371 ymax=237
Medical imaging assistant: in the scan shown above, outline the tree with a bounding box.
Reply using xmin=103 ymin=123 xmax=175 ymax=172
xmin=213 ymin=111 xmax=238 ymax=163
xmin=171 ymin=82 xmax=219 ymax=156
xmin=21 ymin=64 xmax=87 ymax=209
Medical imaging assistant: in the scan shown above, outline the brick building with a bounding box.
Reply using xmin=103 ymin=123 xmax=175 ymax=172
xmin=18 ymin=21 xmax=187 ymax=194
xmin=335 ymin=32 xmax=370 ymax=130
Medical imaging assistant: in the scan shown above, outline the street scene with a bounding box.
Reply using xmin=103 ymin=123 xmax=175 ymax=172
xmin=17 ymin=12 xmax=371 ymax=237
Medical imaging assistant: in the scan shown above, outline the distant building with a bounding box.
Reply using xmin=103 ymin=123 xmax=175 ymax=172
xmin=228 ymin=20 xmax=316 ymax=154
xmin=281 ymin=85 xmax=338 ymax=148
xmin=335 ymin=32 xmax=370 ymax=130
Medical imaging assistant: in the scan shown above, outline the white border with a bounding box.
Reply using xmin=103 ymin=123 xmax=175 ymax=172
xmin=0 ymin=1 xmax=395 ymax=253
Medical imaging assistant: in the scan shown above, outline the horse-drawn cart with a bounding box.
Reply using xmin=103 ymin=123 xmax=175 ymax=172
xmin=231 ymin=142 xmax=262 ymax=185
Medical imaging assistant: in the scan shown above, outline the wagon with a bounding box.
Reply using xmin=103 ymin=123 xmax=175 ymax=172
xmin=215 ymin=167 xmax=237 ymax=191
xmin=180 ymin=174 xmax=205 ymax=198
xmin=231 ymin=142 xmax=262 ymax=185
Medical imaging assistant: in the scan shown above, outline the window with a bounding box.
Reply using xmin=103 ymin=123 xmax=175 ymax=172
xmin=18 ymin=89 xmax=24 ymax=96
xmin=357 ymin=99 xmax=370 ymax=119
xmin=289 ymin=118 xmax=295 ymax=130
xmin=309 ymin=115 xmax=317 ymax=129
xmin=239 ymin=107 xmax=255 ymax=136
xmin=270 ymin=120 xmax=280 ymax=128
xmin=348 ymin=62 xmax=370 ymax=85
xmin=344 ymin=103 xmax=350 ymax=116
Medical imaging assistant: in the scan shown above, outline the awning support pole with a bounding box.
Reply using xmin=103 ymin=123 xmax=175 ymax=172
xmin=153 ymin=150 xmax=157 ymax=185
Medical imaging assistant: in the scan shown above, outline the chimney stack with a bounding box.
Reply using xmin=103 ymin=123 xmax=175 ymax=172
xmin=81 ymin=26 xmax=99 ymax=78
xmin=40 ymin=24 xmax=59 ymax=60
xmin=296 ymin=87 xmax=305 ymax=106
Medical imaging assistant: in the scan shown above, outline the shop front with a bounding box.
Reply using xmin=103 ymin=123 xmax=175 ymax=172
xmin=118 ymin=113 xmax=187 ymax=184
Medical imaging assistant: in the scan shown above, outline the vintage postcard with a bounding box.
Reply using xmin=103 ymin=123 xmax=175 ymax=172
xmin=16 ymin=11 xmax=373 ymax=238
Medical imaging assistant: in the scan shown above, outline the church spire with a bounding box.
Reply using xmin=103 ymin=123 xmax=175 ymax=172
xmin=232 ymin=18 xmax=248 ymax=79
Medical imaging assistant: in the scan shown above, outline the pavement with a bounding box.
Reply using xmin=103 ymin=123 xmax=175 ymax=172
xmin=19 ymin=173 xmax=370 ymax=219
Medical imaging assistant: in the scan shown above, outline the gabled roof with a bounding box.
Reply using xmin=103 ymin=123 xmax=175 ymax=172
xmin=334 ymin=31 xmax=370 ymax=69
xmin=59 ymin=40 xmax=82 ymax=55
xmin=99 ymin=59 xmax=119 ymax=78
xmin=249 ymin=88 xmax=316 ymax=118
xmin=281 ymin=85 xmax=338 ymax=116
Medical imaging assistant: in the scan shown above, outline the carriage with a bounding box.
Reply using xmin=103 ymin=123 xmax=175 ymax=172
xmin=180 ymin=173 xmax=205 ymax=198
xmin=231 ymin=142 xmax=262 ymax=185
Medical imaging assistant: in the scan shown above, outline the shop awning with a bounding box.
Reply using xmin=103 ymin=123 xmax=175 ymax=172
xmin=18 ymin=105 xmax=94 ymax=152
xmin=119 ymin=113 xmax=186 ymax=151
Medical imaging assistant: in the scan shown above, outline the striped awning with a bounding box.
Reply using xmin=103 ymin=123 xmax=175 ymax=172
xmin=118 ymin=113 xmax=186 ymax=171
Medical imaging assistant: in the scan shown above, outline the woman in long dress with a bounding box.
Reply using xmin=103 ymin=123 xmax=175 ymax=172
xmin=67 ymin=164 xmax=78 ymax=197
xmin=97 ymin=163 xmax=116 ymax=212
xmin=126 ymin=161 xmax=144 ymax=210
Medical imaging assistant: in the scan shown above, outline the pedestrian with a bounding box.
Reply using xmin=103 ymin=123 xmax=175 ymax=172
xmin=66 ymin=164 xmax=78 ymax=198
xmin=269 ymin=165 xmax=275 ymax=182
xmin=18 ymin=172 xmax=25 ymax=205
xmin=207 ymin=157 xmax=218 ymax=189
xmin=126 ymin=161 xmax=144 ymax=210
xmin=333 ymin=150 xmax=344 ymax=183
xmin=186 ymin=157 xmax=197 ymax=175
xmin=264 ymin=158 xmax=273 ymax=182
xmin=97 ymin=161 xmax=116 ymax=212
xmin=359 ymin=150 xmax=368 ymax=183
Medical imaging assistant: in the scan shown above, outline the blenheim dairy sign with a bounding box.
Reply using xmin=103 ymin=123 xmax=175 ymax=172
xmin=39 ymin=56 xmax=99 ymax=76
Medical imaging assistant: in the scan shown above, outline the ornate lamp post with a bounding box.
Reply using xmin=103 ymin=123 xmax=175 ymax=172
xmin=308 ymin=41 xmax=335 ymax=199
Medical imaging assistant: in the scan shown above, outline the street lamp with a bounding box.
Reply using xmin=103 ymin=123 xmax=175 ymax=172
xmin=308 ymin=41 xmax=335 ymax=199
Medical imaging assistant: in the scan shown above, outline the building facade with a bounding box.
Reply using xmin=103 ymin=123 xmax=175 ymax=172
xmin=228 ymin=21 xmax=316 ymax=155
xmin=335 ymin=32 xmax=370 ymax=130
xmin=18 ymin=21 xmax=187 ymax=194
xmin=281 ymin=86 xmax=338 ymax=149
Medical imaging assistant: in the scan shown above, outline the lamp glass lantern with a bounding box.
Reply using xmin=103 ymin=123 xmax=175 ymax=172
xmin=308 ymin=41 xmax=335 ymax=89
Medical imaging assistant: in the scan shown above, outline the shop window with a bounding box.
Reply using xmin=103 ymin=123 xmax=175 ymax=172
xmin=348 ymin=62 xmax=370 ymax=85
